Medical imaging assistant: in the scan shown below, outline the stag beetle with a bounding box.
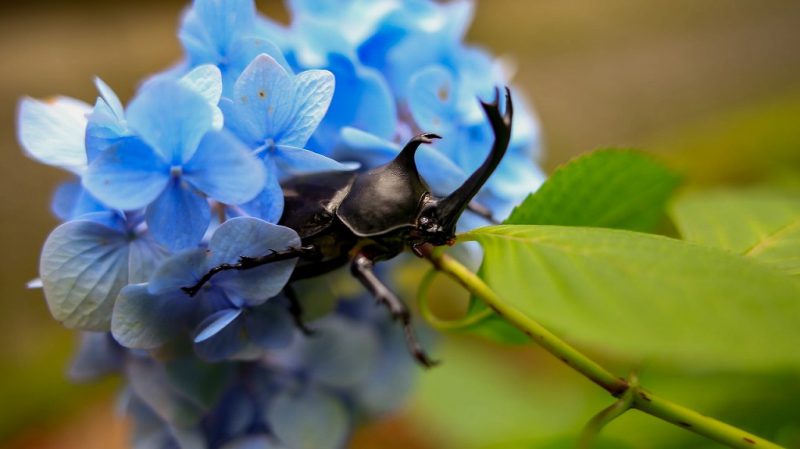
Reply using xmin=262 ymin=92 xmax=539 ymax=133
xmin=183 ymin=87 xmax=513 ymax=367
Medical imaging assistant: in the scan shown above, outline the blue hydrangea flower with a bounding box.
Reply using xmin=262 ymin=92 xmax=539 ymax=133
xmin=17 ymin=95 xmax=91 ymax=174
xmin=40 ymin=212 xmax=169 ymax=330
xmin=83 ymin=78 xmax=266 ymax=251
xmin=112 ymin=217 xmax=299 ymax=360
xmin=221 ymin=54 xmax=356 ymax=221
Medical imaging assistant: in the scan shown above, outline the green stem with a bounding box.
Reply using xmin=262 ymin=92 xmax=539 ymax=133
xmin=422 ymin=247 xmax=785 ymax=449
xmin=578 ymin=374 xmax=638 ymax=449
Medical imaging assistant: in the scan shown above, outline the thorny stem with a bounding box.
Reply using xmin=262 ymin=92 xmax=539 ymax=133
xmin=421 ymin=246 xmax=785 ymax=449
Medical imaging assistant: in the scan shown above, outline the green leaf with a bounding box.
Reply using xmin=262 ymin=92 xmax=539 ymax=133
xmin=463 ymin=225 xmax=800 ymax=371
xmin=671 ymin=188 xmax=800 ymax=277
xmin=506 ymin=149 xmax=681 ymax=233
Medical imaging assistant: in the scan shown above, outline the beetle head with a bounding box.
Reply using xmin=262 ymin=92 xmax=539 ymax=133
xmin=413 ymin=87 xmax=513 ymax=248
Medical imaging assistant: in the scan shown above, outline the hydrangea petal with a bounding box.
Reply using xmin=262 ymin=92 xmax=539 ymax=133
xmin=40 ymin=220 xmax=130 ymax=330
xmin=273 ymin=145 xmax=358 ymax=175
xmin=195 ymin=308 xmax=242 ymax=343
xmin=237 ymin=160 xmax=284 ymax=223
xmin=51 ymin=180 xmax=107 ymax=221
xmin=407 ymin=65 xmax=456 ymax=134
xmin=17 ymin=96 xmax=90 ymax=173
xmin=194 ymin=318 xmax=248 ymax=362
xmin=126 ymin=80 xmax=214 ymax=165
xmin=94 ymin=77 xmax=125 ymax=120
xmin=148 ymin=249 xmax=209 ymax=295
xmin=267 ymin=387 xmax=350 ymax=449
xmin=280 ymin=69 xmax=334 ymax=147
xmin=233 ymin=54 xmax=294 ymax=141
xmin=180 ymin=65 xmax=224 ymax=130
xmin=209 ymin=217 xmax=300 ymax=303
xmin=243 ymin=302 xmax=293 ymax=349
xmin=146 ymin=181 xmax=211 ymax=252
xmin=193 ymin=0 xmax=256 ymax=54
xmin=68 ymin=332 xmax=123 ymax=382
xmin=128 ymin=234 xmax=171 ymax=284
xmin=337 ymin=127 xmax=399 ymax=167
xmin=126 ymin=357 xmax=204 ymax=427
xmin=183 ymin=131 xmax=266 ymax=205
xmin=112 ymin=284 xmax=191 ymax=349
xmin=83 ymin=138 xmax=170 ymax=211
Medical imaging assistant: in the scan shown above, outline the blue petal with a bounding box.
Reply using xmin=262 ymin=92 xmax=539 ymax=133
xmin=226 ymin=37 xmax=293 ymax=87
xmin=266 ymin=387 xmax=350 ymax=449
xmin=314 ymin=55 xmax=396 ymax=152
xmin=285 ymin=316 xmax=379 ymax=388
xmin=179 ymin=64 xmax=224 ymax=130
xmin=126 ymin=79 xmax=215 ymax=165
xmin=194 ymin=308 xmax=242 ymax=343
xmin=243 ymin=302 xmax=293 ymax=349
xmin=148 ymin=248 xmax=209 ymax=295
xmin=193 ymin=0 xmax=256 ymax=56
xmin=193 ymin=318 xmax=248 ymax=362
xmin=83 ymin=138 xmax=170 ymax=211
xmin=85 ymin=103 xmax=131 ymax=162
xmin=414 ymin=143 xmax=466 ymax=196
xmin=17 ymin=96 xmax=90 ymax=173
xmin=40 ymin=220 xmax=130 ymax=330
xmin=208 ymin=217 xmax=300 ymax=304
xmin=273 ymin=145 xmax=358 ymax=175
xmin=232 ymin=54 xmax=294 ymax=142
xmin=407 ymin=65 xmax=457 ymax=134
xmin=126 ymin=357 xmax=204 ymax=427
xmin=112 ymin=284 xmax=192 ymax=349
xmin=280 ymin=69 xmax=334 ymax=147
xmin=183 ymin=131 xmax=266 ymax=205
xmin=236 ymin=159 xmax=284 ymax=222
xmin=128 ymin=234 xmax=171 ymax=284
xmin=146 ymin=181 xmax=211 ymax=252
xmin=51 ymin=180 xmax=107 ymax=221
xmin=68 ymin=332 xmax=123 ymax=382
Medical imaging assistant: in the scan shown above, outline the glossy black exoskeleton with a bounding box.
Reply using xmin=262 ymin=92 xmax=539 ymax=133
xmin=183 ymin=88 xmax=513 ymax=367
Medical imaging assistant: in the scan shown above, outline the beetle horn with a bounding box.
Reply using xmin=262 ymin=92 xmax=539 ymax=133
xmin=395 ymin=132 xmax=442 ymax=165
xmin=436 ymin=87 xmax=513 ymax=229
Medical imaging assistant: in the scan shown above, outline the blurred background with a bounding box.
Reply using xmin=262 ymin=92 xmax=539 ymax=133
xmin=1 ymin=1 xmax=799 ymax=448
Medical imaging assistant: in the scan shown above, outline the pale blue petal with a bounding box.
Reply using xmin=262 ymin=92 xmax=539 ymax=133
xmin=267 ymin=387 xmax=350 ymax=449
xmin=243 ymin=302 xmax=293 ymax=349
xmin=94 ymin=77 xmax=125 ymax=120
xmin=112 ymin=285 xmax=192 ymax=349
xmin=194 ymin=308 xmax=242 ymax=342
xmin=146 ymin=181 xmax=211 ymax=252
xmin=336 ymin=127 xmax=400 ymax=167
xmin=209 ymin=217 xmax=300 ymax=304
xmin=273 ymin=145 xmax=358 ymax=175
xmin=219 ymin=97 xmax=259 ymax=146
xmin=414 ymin=144 xmax=466 ymax=196
xmin=126 ymin=80 xmax=214 ymax=165
xmin=17 ymin=96 xmax=90 ymax=173
xmin=40 ymin=220 xmax=129 ymax=331
xmin=183 ymin=131 xmax=266 ymax=205
xmin=232 ymin=54 xmax=294 ymax=140
xmin=226 ymin=37 xmax=292 ymax=85
xmin=193 ymin=0 xmax=256 ymax=55
xmin=237 ymin=160 xmax=284 ymax=222
xmin=180 ymin=65 xmax=224 ymax=130
xmin=280 ymin=69 xmax=334 ymax=147
xmin=83 ymin=138 xmax=170 ymax=211
xmin=354 ymin=326 xmax=415 ymax=415
xmin=148 ymin=249 xmax=209 ymax=295
xmin=407 ymin=65 xmax=456 ymax=134
xmin=85 ymin=101 xmax=131 ymax=162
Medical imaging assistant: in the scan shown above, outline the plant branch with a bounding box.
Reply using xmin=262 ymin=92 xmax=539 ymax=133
xmin=421 ymin=246 xmax=785 ymax=449
xmin=578 ymin=374 xmax=638 ymax=449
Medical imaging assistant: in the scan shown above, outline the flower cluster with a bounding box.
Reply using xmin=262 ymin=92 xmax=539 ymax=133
xmin=17 ymin=0 xmax=543 ymax=448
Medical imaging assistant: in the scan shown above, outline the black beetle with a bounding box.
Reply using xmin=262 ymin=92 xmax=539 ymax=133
xmin=183 ymin=87 xmax=513 ymax=367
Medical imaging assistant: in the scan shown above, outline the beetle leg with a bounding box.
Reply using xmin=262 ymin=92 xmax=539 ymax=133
xmin=181 ymin=245 xmax=319 ymax=297
xmin=284 ymin=284 xmax=315 ymax=336
xmin=351 ymin=250 xmax=439 ymax=368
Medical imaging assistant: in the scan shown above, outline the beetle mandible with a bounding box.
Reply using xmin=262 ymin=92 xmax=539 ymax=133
xmin=182 ymin=87 xmax=514 ymax=367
